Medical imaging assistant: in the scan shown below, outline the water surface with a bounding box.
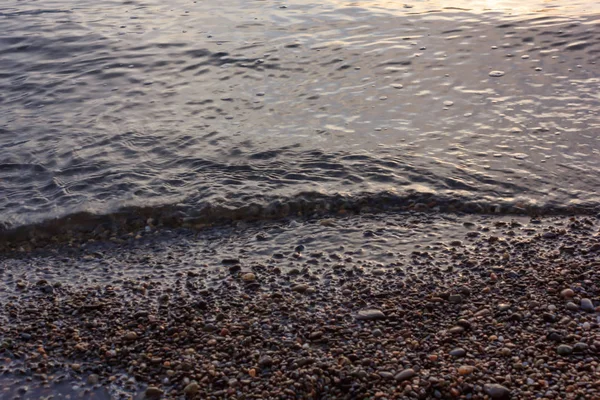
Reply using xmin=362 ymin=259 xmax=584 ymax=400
xmin=1 ymin=0 xmax=599 ymax=229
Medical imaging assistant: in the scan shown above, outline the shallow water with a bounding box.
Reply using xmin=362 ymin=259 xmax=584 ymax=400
xmin=1 ymin=0 xmax=599 ymax=229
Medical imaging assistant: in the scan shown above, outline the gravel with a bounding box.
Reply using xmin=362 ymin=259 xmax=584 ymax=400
xmin=1 ymin=213 xmax=599 ymax=399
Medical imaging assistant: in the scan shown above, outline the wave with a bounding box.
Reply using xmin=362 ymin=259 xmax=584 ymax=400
xmin=1 ymin=190 xmax=598 ymax=248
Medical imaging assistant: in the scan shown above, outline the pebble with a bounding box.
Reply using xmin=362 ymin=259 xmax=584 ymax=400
xmin=309 ymin=331 xmax=323 ymax=340
xmin=557 ymin=345 xmax=573 ymax=356
xmin=379 ymin=371 xmax=394 ymax=379
xmin=449 ymin=294 xmax=462 ymax=303
xmin=145 ymin=386 xmax=164 ymax=398
xmin=456 ymin=319 xmax=472 ymax=330
xmin=449 ymin=348 xmax=466 ymax=357
xmin=566 ymin=302 xmax=579 ymax=311
xmin=488 ymin=70 xmax=505 ymax=77
xmin=258 ymin=355 xmax=273 ymax=368
xmin=395 ymin=368 xmax=416 ymax=382
xmin=542 ymin=312 xmax=556 ymax=322
xmin=484 ymin=383 xmax=511 ymax=399
xmin=560 ymin=288 xmax=575 ymax=298
xmin=87 ymin=374 xmax=100 ymax=385
xmin=449 ymin=326 xmax=465 ymax=334
xmin=574 ymin=342 xmax=588 ymax=352
xmin=498 ymin=347 xmax=512 ymax=357
xmin=355 ymin=309 xmax=386 ymax=321
xmin=458 ymin=365 xmax=474 ymax=375
xmin=242 ymin=273 xmax=256 ymax=282
xmin=291 ymin=283 xmax=309 ymax=293
xmin=183 ymin=382 xmax=199 ymax=396
xmin=581 ymin=298 xmax=594 ymax=312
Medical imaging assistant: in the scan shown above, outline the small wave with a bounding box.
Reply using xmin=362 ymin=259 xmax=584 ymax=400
xmin=1 ymin=191 xmax=598 ymax=248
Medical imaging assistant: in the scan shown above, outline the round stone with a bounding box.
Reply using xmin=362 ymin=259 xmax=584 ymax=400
xmin=560 ymin=288 xmax=575 ymax=298
xmin=580 ymin=298 xmax=594 ymax=312
xmin=145 ymin=386 xmax=165 ymax=398
xmin=184 ymin=382 xmax=199 ymax=396
xmin=449 ymin=348 xmax=467 ymax=357
xmin=484 ymin=383 xmax=511 ymax=399
xmin=489 ymin=70 xmax=505 ymax=77
xmin=557 ymin=345 xmax=573 ymax=356
xmin=242 ymin=273 xmax=256 ymax=282
xmin=394 ymin=368 xmax=416 ymax=382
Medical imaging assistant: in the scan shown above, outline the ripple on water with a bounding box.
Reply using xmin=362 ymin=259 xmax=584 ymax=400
xmin=0 ymin=0 xmax=599 ymax=229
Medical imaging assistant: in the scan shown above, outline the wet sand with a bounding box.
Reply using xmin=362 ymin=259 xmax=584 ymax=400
xmin=1 ymin=212 xmax=600 ymax=399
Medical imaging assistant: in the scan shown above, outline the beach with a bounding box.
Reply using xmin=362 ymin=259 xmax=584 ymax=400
xmin=1 ymin=0 xmax=599 ymax=398
xmin=2 ymin=212 xmax=600 ymax=399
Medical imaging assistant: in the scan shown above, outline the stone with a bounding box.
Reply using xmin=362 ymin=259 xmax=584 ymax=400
xmin=489 ymin=70 xmax=505 ymax=77
xmin=560 ymin=288 xmax=575 ymax=298
xmin=355 ymin=309 xmax=386 ymax=321
xmin=87 ymin=374 xmax=100 ymax=385
xmin=379 ymin=371 xmax=394 ymax=379
xmin=456 ymin=319 xmax=472 ymax=330
xmin=498 ymin=348 xmax=512 ymax=357
xmin=124 ymin=331 xmax=138 ymax=341
xmin=242 ymin=273 xmax=256 ymax=282
xmin=145 ymin=386 xmax=164 ymax=398
xmin=557 ymin=345 xmax=572 ymax=356
xmin=394 ymin=368 xmax=416 ymax=382
xmin=546 ymin=331 xmax=562 ymax=342
xmin=183 ymin=382 xmax=199 ymax=396
xmin=566 ymin=302 xmax=579 ymax=311
xmin=449 ymin=294 xmax=462 ymax=303
xmin=542 ymin=313 xmax=556 ymax=322
xmin=458 ymin=365 xmax=474 ymax=375
xmin=449 ymin=326 xmax=465 ymax=334
xmin=372 ymin=329 xmax=383 ymax=338
xmin=258 ymin=355 xmax=273 ymax=368
xmin=573 ymin=342 xmax=588 ymax=352
xmin=474 ymin=309 xmax=491 ymax=317
xmin=291 ymin=284 xmax=309 ymax=293
xmin=449 ymin=348 xmax=466 ymax=357
xmin=309 ymin=331 xmax=323 ymax=340
xmin=484 ymin=383 xmax=511 ymax=399
xmin=581 ymin=298 xmax=594 ymax=312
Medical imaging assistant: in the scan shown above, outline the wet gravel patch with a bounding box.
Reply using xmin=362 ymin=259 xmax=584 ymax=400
xmin=1 ymin=213 xmax=600 ymax=399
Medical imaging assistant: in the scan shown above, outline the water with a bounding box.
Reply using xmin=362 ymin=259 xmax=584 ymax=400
xmin=1 ymin=0 xmax=599 ymax=231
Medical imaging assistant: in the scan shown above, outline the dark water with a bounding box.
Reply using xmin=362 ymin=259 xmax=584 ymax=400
xmin=1 ymin=0 xmax=599 ymax=230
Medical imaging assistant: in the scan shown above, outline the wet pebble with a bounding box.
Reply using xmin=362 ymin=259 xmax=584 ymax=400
xmin=580 ymin=298 xmax=594 ymax=312
xmin=355 ymin=309 xmax=386 ymax=321
xmin=394 ymin=368 xmax=415 ymax=382
xmin=87 ymin=374 xmax=100 ymax=385
xmin=145 ymin=386 xmax=164 ymax=398
xmin=557 ymin=344 xmax=573 ymax=356
xmin=484 ymin=383 xmax=511 ymax=399
xmin=449 ymin=348 xmax=466 ymax=357
xmin=184 ymin=382 xmax=199 ymax=396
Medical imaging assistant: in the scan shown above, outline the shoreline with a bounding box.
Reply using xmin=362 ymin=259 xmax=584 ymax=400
xmin=1 ymin=212 xmax=599 ymax=399
xmin=3 ymin=190 xmax=600 ymax=253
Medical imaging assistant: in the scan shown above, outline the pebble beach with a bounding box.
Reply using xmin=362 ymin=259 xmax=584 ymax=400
xmin=2 ymin=212 xmax=600 ymax=399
